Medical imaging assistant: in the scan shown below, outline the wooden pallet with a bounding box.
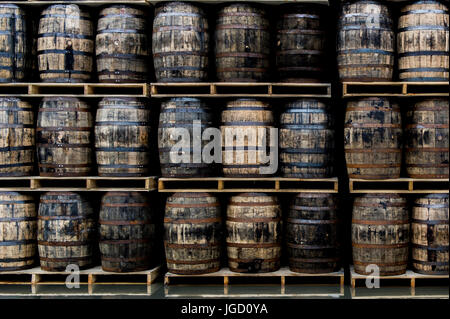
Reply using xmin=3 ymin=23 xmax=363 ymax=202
xmin=0 ymin=176 xmax=157 ymax=192
xmin=12 ymin=1 xmax=152 ymax=5
xmin=158 ymin=177 xmax=338 ymax=193
xmin=349 ymin=178 xmax=449 ymax=194
xmin=342 ymin=82 xmax=449 ymax=98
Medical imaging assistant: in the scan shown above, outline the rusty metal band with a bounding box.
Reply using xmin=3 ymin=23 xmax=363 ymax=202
xmin=36 ymin=127 xmax=92 ymax=131
xmin=412 ymin=106 xmax=448 ymax=111
xmin=166 ymin=259 xmax=219 ymax=265
xmin=412 ymin=219 xmax=448 ymax=225
xmin=289 ymin=257 xmax=339 ymax=263
xmin=286 ymin=243 xmax=336 ymax=249
xmin=0 ymin=256 xmax=35 ymax=263
xmin=412 ymin=243 xmax=448 ymax=251
xmin=153 ymin=51 xmax=208 ymax=57
xmin=164 ymin=242 xmax=220 ymax=248
xmin=101 ymin=203 xmax=149 ymax=208
xmin=39 ymin=256 xmax=91 ymax=262
xmin=38 ymin=163 xmax=92 ymax=168
xmin=228 ymin=257 xmax=279 ymax=263
xmin=277 ymin=29 xmax=324 ymax=35
xmin=168 ymin=267 xmax=220 ymax=275
xmin=100 ymin=239 xmax=151 ymax=244
xmin=353 ymin=202 xmax=407 ymax=208
xmin=164 ymin=217 xmax=221 ymax=224
xmin=406 ymin=124 xmax=449 ymax=129
xmin=346 ymin=107 xmax=401 ymax=112
xmin=99 ymin=220 xmax=152 ymax=225
xmin=0 ymin=240 xmax=36 ymax=246
xmin=38 ymin=108 xmax=90 ymax=112
xmin=346 ymin=163 xmax=402 ymax=168
xmin=39 ymin=172 xmax=91 ymax=177
xmin=216 ymin=52 xmax=268 ymax=58
xmin=171 ymin=193 xmax=212 ymax=198
xmin=38 ymin=241 xmax=90 ymax=246
xmin=338 ymin=64 xmax=394 ymax=68
xmin=227 ymin=217 xmax=281 ymax=223
xmin=153 ymin=26 xmax=206 ymax=32
xmin=0 ymin=217 xmax=36 ymax=222
xmin=100 ymin=256 xmax=149 ymax=262
xmin=413 ymin=203 xmax=448 ymax=209
xmin=37 ymin=143 xmax=91 ymax=148
xmin=218 ymin=12 xmax=265 ymax=17
xmin=228 ymin=202 xmax=278 ymax=207
xmin=276 ymin=49 xmax=324 ymax=56
xmin=226 ymin=242 xmax=280 ymax=248
xmin=352 ymin=219 xmax=409 ymax=225
xmin=352 ymin=243 xmax=409 ymax=249
xmin=165 ymin=203 xmax=220 ymax=208
xmin=353 ymin=260 xmax=407 ymax=266
xmin=290 ymin=205 xmax=336 ymax=211
xmin=406 ymin=163 xmax=448 ymax=168
xmin=344 ymin=123 xmax=401 ymax=128
xmin=217 ymin=67 xmax=268 ymax=72
xmin=408 ymin=174 xmax=449 ymax=178
xmin=287 ymin=218 xmax=336 ymax=225
xmin=412 ymin=260 xmax=449 ymax=266
xmin=405 ymin=148 xmax=449 ymax=152
xmin=38 ymin=215 xmax=91 ymax=220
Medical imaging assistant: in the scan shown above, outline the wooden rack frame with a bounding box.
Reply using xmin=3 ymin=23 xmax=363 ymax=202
xmin=342 ymin=82 xmax=449 ymax=98
xmin=349 ymin=178 xmax=449 ymax=194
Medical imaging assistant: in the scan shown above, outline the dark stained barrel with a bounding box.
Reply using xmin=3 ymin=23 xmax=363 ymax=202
xmin=221 ymin=99 xmax=276 ymax=177
xmin=398 ymin=1 xmax=449 ymax=81
xmin=0 ymin=192 xmax=36 ymax=271
xmin=152 ymin=1 xmax=209 ymax=82
xmin=96 ymin=5 xmax=149 ymax=83
xmin=164 ymin=193 xmax=222 ymax=274
xmin=286 ymin=193 xmax=339 ymax=274
xmin=37 ymin=4 xmax=94 ymax=83
xmin=38 ymin=192 xmax=95 ymax=271
xmin=406 ymin=99 xmax=449 ymax=178
xmin=215 ymin=3 xmax=270 ymax=82
xmin=99 ymin=192 xmax=157 ymax=272
xmin=158 ymin=98 xmax=215 ymax=177
xmin=0 ymin=4 xmax=27 ymax=82
xmin=352 ymin=194 xmax=409 ymax=276
xmin=95 ymin=98 xmax=151 ymax=176
xmin=337 ymin=0 xmax=395 ymax=81
xmin=0 ymin=97 xmax=34 ymax=176
xmin=37 ymin=97 xmax=93 ymax=177
xmin=276 ymin=4 xmax=327 ymax=82
xmin=344 ymin=98 xmax=402 ymax=179
xmin=412 ymin=194 xmax=449 ymax=275
xmin=279 ymin=99 xmax=334 ymax=178
xmin=226 ymin=193 xmax=282 ymax=273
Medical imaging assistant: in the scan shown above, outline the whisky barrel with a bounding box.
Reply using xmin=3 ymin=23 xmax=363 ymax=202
xmin=152 ymin=1 xmax=209 ymax=82
xmin=344 ymin=98 xmax=402 ymax=179
xmin=215 ymin=3 xmax=270 ymax=82
xmin=221 ymin=99 xmax=276 ymax=177
xmin=96 ymin=5 xmax=149 ymax=83
xmin=37 ymin=97 xmax=94 ymax=177
xmin=0 ymin=4 xmax=27 ymax=82
xmin=37 ymin=4 xmax=94 ymax=83
xmin=279 ymin=99 xmax=334 ymax=178
xmin=158 ymin=98 xmax=214 ymax=177
xmin=0 ymin=192 xmax=36 ymax=271
xmin=337 ymin=0 xmax=395 ymax=81
xmin=0 ymin=97 xmax=34 ymax=176
xmin=38 ymin=192 xmax=95 ymax=271
xmin=276 ymin=4 xmax=327 ymax=82
xmin=412 ymin=194 xmax=449 ymax=275
xmin=95 ymin=98 xmax=151 ymax=177
xmin=99 ymin=192 xmax=157 ymax=272
xmin=164 ymin=193 xmax=222 ymax=274
xmin=398 ymin=1 xmax=449 ymax=81
xmin=286 ymin=193 xmax=339 ymax=274
xmin=226 ymin=193 xmax=282 ymax=273
xmin=406 ymin=99 xmax=449 ymax=178
xmin=352 ymin=194 xmax=409 ymax=276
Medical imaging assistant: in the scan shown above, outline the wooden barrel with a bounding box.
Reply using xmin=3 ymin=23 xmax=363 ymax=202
xmin=406 ymin=98 xmax=449 ymax=178
xmin=96 ymin=5 xmax=149 ymax=83
xmin=412 ymin=194 xmax=449 ymax=275
xmin=215 ymin=3 xmax=270 ymax=82
xmin=398 ymin=1 xmax=449 ymax=81
xmin=276 ymin=4 xmax=327 ymax=82
xmin=158 ymin=98 xmax=214 ymax=177
xmin=37 ymin=97 xmax=93 ymax=177
xmin=164 ymin=193 xmax=222 ymax=274
xmin=0 ymin=4 xmax=27 ymax=82
xmin=38 ymin=192 xmax=95 ymax=271
xmin=37 ymin=4 xmax=94 ymax=83
xmin=99 ymin=192 xmax=157 ymax=272
xmin=344 ymin=98 xmax=402 ymax=179
xmin=337 ymin=0 xmax=395 ymax=81
xmin=0 ymin=97 xmax=34 ymax=176
xmin=226 ymin=193 xmax=282 ymax=273
xmin=95 ymin=98 xmax=150 ymax=177
xmin=152 ymin=1 xmax=209 ymax=82
xmin=221 ymin=99 xmax=276 ymax=177
xmin=0 ymin=192 xmax=36 ymax=271
xmin=279 ymin=99 xmax=334 ymax=178
xmin=352 ymin=194 xmax=409 ymax=276
xmin=286 ymin=193 xmax=339 ymax=274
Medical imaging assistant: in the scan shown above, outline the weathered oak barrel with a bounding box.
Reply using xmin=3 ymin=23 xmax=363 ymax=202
xmin=99 ymin=192 xmax=157 ymax=272
xmin=96 ymin=5 xmax=149 ymax=83
xmin=337 ymin=0 xmax=395 ymax=81
xmin=0 ymin=97 xmax=34 ymax=176
xmin=215 ymin=3 xmax=270 ymax=82
xmin=95 ymin=98 xmax=151 ymax=176
xmin=0 ymin=192 xmax=36 ymax=271
xmin=37 ymin=97 xmax=93 ymax=177
xmin=286 ymin=193 xmax=339 ymax=273
xmin=152 ymin=1 xmax=209 ymax=82
xmin=37 ymin=4 xmax=94 ymax=82
xmin=221 ymin=99 xmax=276 ymax=177
xmin=276 ymin=4 xmax=327 ymax=82
xmin=344 ymin=98 xmax=402 ymax=179
xmin=226 ymin=193 xmax=282 ymax=273
xmin=0 ymin=4 xmax=27 ymax=82
xmin=38 ymin=192 xmax=95 ymax=271
xmin=158 ymin=98 xmax=214 ymax=177
xmin=279 ymin=99 xmax=334 ymax=178
xmin=352 ymin=194 xmax=409 ymax=276
xmin=398 ymin=0 xmax=449 ymax=81
xmin=164 ymin=193 xmax=222 ymax=274
xmin=406 ymin=98 xmax=449 ymax=178
xmin=412 ymin=194 xmax=449 ymax=275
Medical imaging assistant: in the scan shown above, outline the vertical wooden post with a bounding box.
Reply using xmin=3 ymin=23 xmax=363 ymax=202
xmin=281 ymin=276 xmax=285 ymax=295
xmin=210 ymin=83 xmax=217 ymax=95
xmin=84 ymin=84 xmax=94 ymax=95
xmin=218 ymin=180 xmax=224 ymax=191
xmin=86 ymin=179 xmax=96 ymax=190
xmin=164 ymin=276 xmax=169 ymax=286
xmin=402 ymin=83 xmax=408 ymax=95
xmin=145 ymin=178 xmax=156 ymax=190
xmin=151 ymin=85 xmax=158 ymax=96
xmin=30 ymin=179 xmax=41 ymax=189
xmin=408 ymin=180 xmax=414 ymax=192
xmin=342 ymin=83 xmax=347 ymax=97
xmin=275 ymin=180 xmax=280 ymax=191
xmin=224 ymin=276 xmax=229 ymax=295
xmin=158 ymin=180 xmax=165 ymax=191
xmin=351 ymin=278 xmax=356 ymax=289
